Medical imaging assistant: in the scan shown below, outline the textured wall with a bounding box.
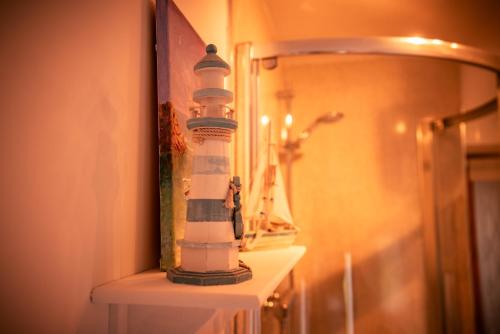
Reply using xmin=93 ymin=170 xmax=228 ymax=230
xmin=0 ymin=0 xmax=158 ymax=332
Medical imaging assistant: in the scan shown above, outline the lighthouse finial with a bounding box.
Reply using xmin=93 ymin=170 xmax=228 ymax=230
xmin=206 ymin=44 xmax=217 ymax=54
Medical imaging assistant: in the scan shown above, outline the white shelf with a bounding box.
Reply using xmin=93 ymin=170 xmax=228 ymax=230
xmin=91 ymin=246 xmax=306 ymax=310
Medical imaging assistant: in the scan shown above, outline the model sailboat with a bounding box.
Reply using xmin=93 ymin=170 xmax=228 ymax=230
xmin=243 ymin=127 xmax=299 ymax=250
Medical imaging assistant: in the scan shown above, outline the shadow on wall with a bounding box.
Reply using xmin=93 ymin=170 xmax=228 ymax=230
xmin=76 ymin=1 xmax=160 ymax=333
xmin=133 ymin=0 xmax=160 ymax=276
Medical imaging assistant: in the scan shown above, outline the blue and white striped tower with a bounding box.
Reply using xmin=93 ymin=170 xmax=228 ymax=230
xmin=167 ymin=44 xmax=252 ymax=285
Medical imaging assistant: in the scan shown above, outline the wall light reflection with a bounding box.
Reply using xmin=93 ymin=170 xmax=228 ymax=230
xmin=261 ymin=115 xmax=270 ymax=126
xmin=395 ymin=121 xmax=407 ymax=134
xmin=285 ymin=113 xmax=293 ymax=127
xmin=405 ymin=37 xmax=427 ymax=45
xmin=281 ymin=128 xmax=288 ymax=141
xmin=405 ymin=37 xmax=459 ymax=50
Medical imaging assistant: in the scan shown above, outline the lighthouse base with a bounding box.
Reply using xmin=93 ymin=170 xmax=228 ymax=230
xmin=167 ymin=262 xmax=252 ymax=286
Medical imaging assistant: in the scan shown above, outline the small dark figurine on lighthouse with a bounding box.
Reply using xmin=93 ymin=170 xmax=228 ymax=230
xmin=167 ymin=44 xmax=252 ymax=285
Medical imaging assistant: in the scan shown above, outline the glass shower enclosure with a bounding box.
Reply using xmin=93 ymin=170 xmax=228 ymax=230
xmin=234 ymin=37 xmax=500 ymax=334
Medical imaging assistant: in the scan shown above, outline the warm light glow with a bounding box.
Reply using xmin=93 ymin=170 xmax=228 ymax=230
xmin=406 ymin=37 xmax=427 ymax=45
xmin=416 ymin=128 xmax=423 ymax=142
xmin=450 ymin=42 xmax=459 ymax=49
xmin=395 ymin=121 xmax=407 ymax=134
xmin=261 ymin=115 xmax=270 ymax=126
xmin=281 ymin=128 xmax=288 ymax=141
xmin=431 ymin=39 xmax=443 ymax=45
xmin=285 ymin=113 xmax=293 ymax=127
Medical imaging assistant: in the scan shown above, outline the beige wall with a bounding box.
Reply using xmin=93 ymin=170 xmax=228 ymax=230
xmin=0 ymin=0 xmax=236 ymax=332
xmin=175 ymin=0 xmax=230 ymax=58
xmin=231 ymin=0 xmax=276 ymax=44
xmin=0 ymin=0 xmax=158 ymax=332
xmin=461 ymin=66 xmax=500 ymax=145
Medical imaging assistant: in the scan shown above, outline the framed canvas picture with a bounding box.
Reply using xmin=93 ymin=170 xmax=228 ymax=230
xmin=155 ymin=0 xmax=205 ymax=271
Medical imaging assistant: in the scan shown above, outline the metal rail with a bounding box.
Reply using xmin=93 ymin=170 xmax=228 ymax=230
xmin=431 ymin=98 xmax=498 ymax=131
xmin=250 ymin=37 xmax=500 ymax=73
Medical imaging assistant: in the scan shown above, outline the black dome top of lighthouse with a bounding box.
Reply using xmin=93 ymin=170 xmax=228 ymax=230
xmin=194 ymin=44 xmax=230 ymax=72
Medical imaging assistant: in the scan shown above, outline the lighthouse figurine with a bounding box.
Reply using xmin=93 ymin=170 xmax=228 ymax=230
xmin=167 ymin=44 xmax=252 ymax=285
